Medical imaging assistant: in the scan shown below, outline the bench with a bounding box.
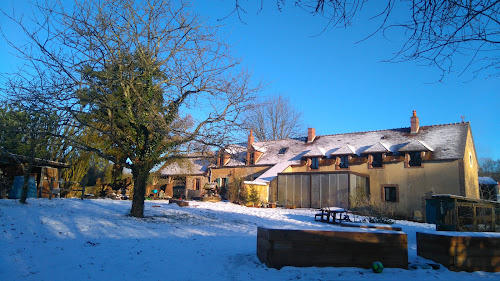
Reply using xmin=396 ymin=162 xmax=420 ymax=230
xmin=340 ymin=222 xmax=402 ymax=231
xmin=314 ymin=207 xmax=350 ymax=224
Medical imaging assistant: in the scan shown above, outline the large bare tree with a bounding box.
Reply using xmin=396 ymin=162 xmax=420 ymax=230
xmin=242 ymin=94 xmax=304 ymax=141
xmin=1 ymin=0 xmax=259 ymax=217
xmin=230 ymin=0 xmax=500 ymax=79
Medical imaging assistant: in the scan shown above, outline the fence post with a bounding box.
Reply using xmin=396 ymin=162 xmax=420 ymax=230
xmin=81 ymin=186 xmax=85 ymax=200
xmin=49 ymin=178 xmax=54 ymax=200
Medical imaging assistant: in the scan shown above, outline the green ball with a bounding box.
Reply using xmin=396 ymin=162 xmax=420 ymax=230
xmin=372 ymin=261 xmax=384 ymax=273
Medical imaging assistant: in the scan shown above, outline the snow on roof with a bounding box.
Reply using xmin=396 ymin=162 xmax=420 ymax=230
xmin=161 ymin=122 xmax=471 ymax=176
xmin=479 ymin=177 xmax=498 ymax=185
xmin=361 ymin=142 xmax=391 ymax=154
xmin=330 ymin=144 xmax=356 ymax=156
xmin=160 ymin=157 xmax=211 ymax=176
xmin=398 ymin=140 xmax=434 ymax=152
xmin=302 ymin=146 xmax=326 ymax=157
xmin=252 ymin=161 xmax=294 ymax=184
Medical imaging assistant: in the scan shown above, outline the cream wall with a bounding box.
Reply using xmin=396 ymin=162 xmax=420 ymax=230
xmin=289 ymin=157 xmax=465 ymax=219
xmin=211 ymin=166 xmax=271 ymax=182
xmin=463 ymin=127 xmax=480 ymax=199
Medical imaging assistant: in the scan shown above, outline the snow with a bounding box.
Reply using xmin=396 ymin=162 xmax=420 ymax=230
xmin=1 ymin=199 xmax=498 ymax=280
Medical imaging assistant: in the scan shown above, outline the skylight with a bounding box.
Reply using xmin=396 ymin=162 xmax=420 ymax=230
xmin=278 ymin=147 xmax=288 ymax=155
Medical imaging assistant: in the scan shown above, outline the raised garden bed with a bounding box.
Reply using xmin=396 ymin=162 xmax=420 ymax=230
xmin=417 ymin=232 xmax=500 ymax=272
xmin=257 ymin=227 xmax=408 ymax=269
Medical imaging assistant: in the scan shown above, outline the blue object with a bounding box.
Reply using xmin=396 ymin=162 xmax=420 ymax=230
xmin=8 ymin=176 xmax=37 ymax=199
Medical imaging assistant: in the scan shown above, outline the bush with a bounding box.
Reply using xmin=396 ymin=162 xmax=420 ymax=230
xmin=248 ymin=186 xmax=260 ymax=207
xmin=350 ymin=188 xmax=395 ymax=225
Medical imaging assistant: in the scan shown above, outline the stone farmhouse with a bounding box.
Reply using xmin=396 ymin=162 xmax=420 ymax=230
xmin=160 ymin=111 xmax=479 ymax=220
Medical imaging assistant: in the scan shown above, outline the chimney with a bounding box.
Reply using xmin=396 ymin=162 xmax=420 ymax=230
xmin=307 ymin=128 xmax=316 ymax=143
xmin=247 ymin=130 xmax=254 ymax=149
xmin=410 ymin=110 xmax=419 ymax=134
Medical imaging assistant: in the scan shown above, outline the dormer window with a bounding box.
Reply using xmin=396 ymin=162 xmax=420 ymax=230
xmin=339 ymin=155 xmax=349 ymax=169
xmin=278 ymin=147 xmax=288 ymax=155
xmin=369 ymin=154 xmax=384 ymax=168
xmin=408 ymin=151 xmax=422 ymax=167
xmin=311 ymin=157 xmax=319 ymax=169
xmin=218 ymin=153 xmax=225 ymax=166
xmin=249 ymin=152 xmax=255 ymax=165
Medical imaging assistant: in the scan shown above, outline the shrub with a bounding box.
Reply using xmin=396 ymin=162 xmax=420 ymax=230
xmin=350 ymin=188 xmax=395 ymax=225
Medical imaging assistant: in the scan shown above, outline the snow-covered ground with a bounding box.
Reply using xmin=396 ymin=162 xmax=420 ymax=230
xmin=0 ymin=199 xmax=498 ymax=280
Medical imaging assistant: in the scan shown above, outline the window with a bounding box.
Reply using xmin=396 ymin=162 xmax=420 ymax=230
xmin=278 ymin=147 xmax=288 ymax=155
xmin=384 ymin=186 xmax=397 ymax=202
xmin=311 ymin=157 xmax=319 ymax=169
xmin=249 ymin=152 xmax=255 ymax=165
xmin=194 ymin=178 xmax=200 ymax=190
xmin=371 ymin=154 xmax=383 ymax=168
xmin=408 ymin=152 xmax=422 ymax=167
xmin=219 ymin=153 xmax=225 ymax=166
xmin=339 ymin=155 xmax=349 ymax=169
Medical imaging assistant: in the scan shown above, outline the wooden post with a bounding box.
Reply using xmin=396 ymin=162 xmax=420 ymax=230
xmin=49 ymin=178 xmax=54 ymax=200
xmin=81 ymin=186 xmax=85 ymax=200
xmin=472 ymin=204 xmax=477 ymax=231
xmin=492 ymin=206 xmax=496 ymax=231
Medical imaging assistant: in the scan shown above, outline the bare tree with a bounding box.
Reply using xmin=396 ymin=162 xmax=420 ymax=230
xmin=242 ymin=94 xmax=304 ymax=141
xmin=1 ymin=0 xmax=260 ymax=217
xmin=229 ymin=1 xmax=500 ymax=79
xmin=479 ymin=158 xmax=500 ymax=181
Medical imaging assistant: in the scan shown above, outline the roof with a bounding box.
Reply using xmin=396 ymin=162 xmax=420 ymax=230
xmin=362 ymin=142 xmax=391 ymax=154
xmin=160 ymin=122 xmax=472 ymax=176
xmin=159 ymin=157 xmax=211 ymax=177
xmin=398 ymin=140 xmax=433 ymax=152
xmin=0 ymin=154 xmax=70 ymax=168
xmin=479 ymin=177 xmax=498 ymax=186
xmin=330 ymin=144 xmax=356 ymax=156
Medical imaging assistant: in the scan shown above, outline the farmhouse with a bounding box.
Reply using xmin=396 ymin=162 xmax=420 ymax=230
xmin=160 ymin=111 xmax=479 ymax=220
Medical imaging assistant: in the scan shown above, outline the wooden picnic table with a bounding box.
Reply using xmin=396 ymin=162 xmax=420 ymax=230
xmin=314 ymin=207 xmax=351 ymax=224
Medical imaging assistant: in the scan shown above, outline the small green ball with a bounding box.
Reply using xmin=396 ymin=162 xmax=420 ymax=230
xmin=372 ymin=261 xmax=384 ymax=273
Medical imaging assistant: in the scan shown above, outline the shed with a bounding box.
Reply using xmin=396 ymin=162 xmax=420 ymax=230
xmin=425 ymin=194 xmax=500 ymax=232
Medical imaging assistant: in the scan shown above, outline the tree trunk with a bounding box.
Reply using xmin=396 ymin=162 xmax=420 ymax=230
xmin=130 ymin=163 xmax=150 ymax=218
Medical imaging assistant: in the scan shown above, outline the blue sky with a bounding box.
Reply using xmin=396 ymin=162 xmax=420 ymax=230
xmin=1 ymin=0 xmax=498 ymax=159
xmin=191 ymin=1 xmax=499 ymax=159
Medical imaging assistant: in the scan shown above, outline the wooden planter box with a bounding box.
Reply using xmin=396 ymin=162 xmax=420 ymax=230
xmin=257 ymin=227 xmax=408 ymax=269
xmin=417 ymin=232 xmax=500 ymax=272
xmin=169 ymin=199 xmax=189 ymax=207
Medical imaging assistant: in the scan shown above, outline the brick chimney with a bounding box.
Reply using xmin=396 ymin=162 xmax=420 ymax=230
xmin=247 ymin=130 xmax=254 ymax=149
xmin=307 ymin=128 xmax=316 ymax=143
xmin=410 ymin=110 xmax=419 ymax=134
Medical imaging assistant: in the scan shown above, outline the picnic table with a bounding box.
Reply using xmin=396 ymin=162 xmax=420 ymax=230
xmin=314 ymin=207 xmax=351 ymax=224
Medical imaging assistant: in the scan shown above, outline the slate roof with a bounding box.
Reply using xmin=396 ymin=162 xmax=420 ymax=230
xmin=160 ymin=157 xmax=211 ymax=176
xmin=361 ymin=142 xmax=391 ymax=154
xmin=160 ymin=122 xmax=471 ymax=178
xmin=398 ymin=140 xmax=434 ymax=152
xmin=330 ymin=145 xmax=356 ymax=156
